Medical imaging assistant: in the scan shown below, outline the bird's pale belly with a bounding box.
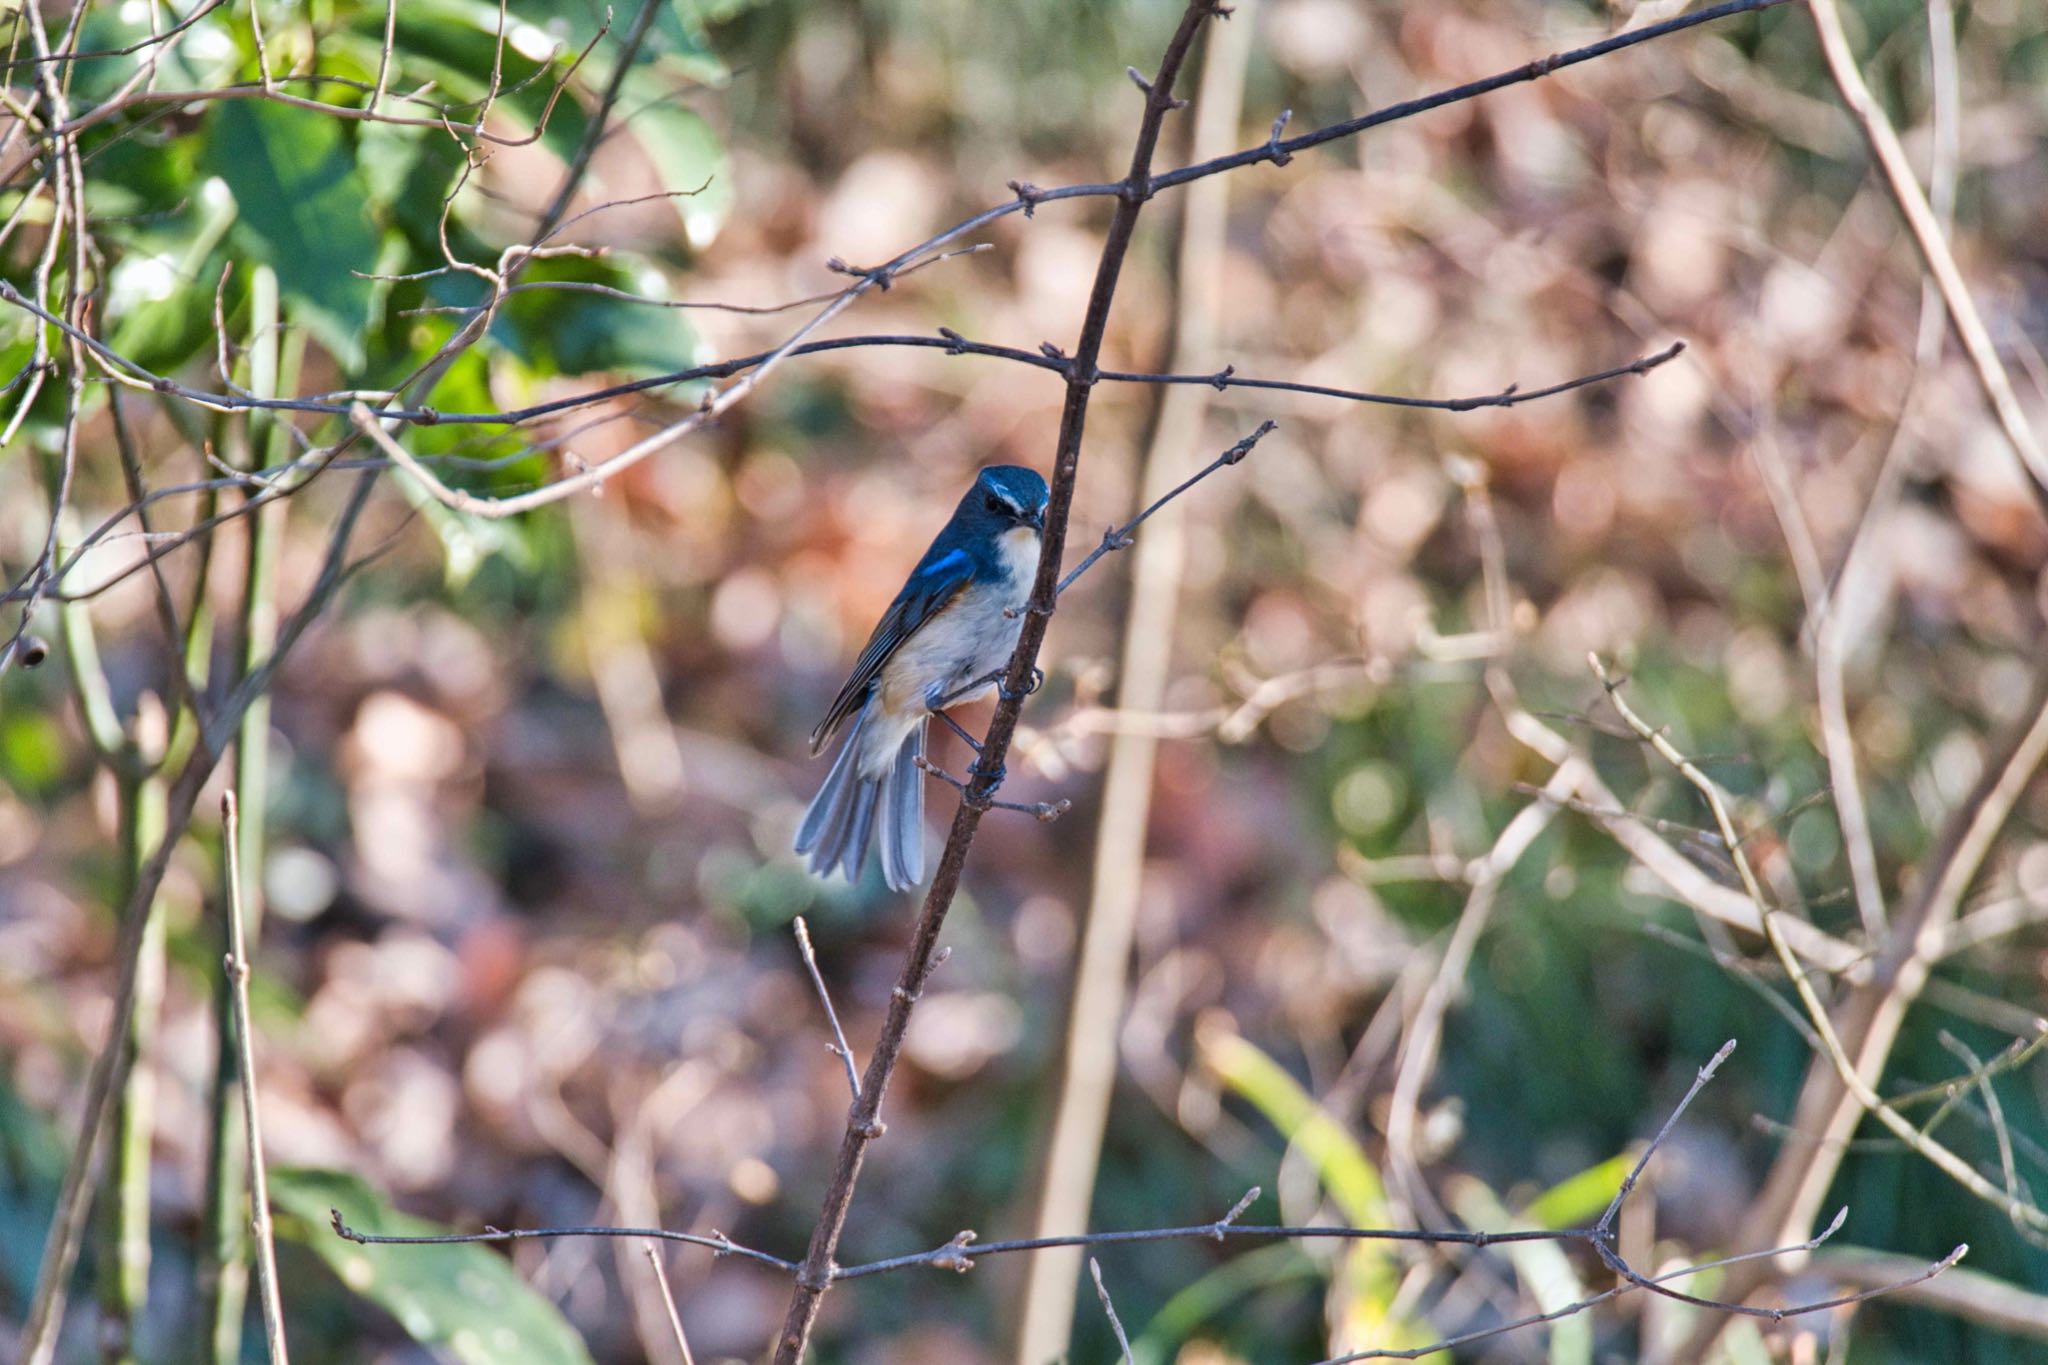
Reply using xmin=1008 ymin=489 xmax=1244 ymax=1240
xmin=861 ymin=531 xmax=1039 ymax=776
xmin=878 ymin=578 xmax=1027 ymax=715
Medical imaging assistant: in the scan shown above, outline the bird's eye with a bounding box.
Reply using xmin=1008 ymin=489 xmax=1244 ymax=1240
xmin=984 ymin=493 xmax=1004 ymax=515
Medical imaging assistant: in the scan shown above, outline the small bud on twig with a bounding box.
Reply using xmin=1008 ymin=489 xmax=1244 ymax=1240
xmin=1211 ymin=1186 xmax=1260 ymax=1239
xmin=1268 ymin=109 xmax=1295 ymax=166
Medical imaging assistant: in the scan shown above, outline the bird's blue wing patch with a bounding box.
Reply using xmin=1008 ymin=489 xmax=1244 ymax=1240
xmin=911 ymin=547 xmax=972 ymax=590
xmin=809 ymin=543 xmax=977 ymax=751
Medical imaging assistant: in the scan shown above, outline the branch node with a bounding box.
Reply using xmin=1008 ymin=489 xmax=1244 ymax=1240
xmin=1223 ymin=419 xmax=1279 ymax=465
xmin=937 ymin=326 xmax=969 ymax=355
xmin=1209 ymin=363 xmax=1236 ymax=390
xmin=1040 ymin=341 xmax=1067 ymax=362
xmin=827 ymin=257 xmax=894 ymax=291
xmin=1126 ymin=66 xmax=1153 ymax=95
xmin=854 ymin=1117 xmax=886 ymax=1140
xmin=417 ymin=406 xmax=441 ymax=426
xmin=1006 ymin=179 xmax=1044 ymax=216
xmin=1268 ymin=109 xmax=1295 ymax=165
xmin=934 ymin=1230 xmax=979 ymax=1273
xmin=1210 ymin=1186 xmax=1260 ymax=1238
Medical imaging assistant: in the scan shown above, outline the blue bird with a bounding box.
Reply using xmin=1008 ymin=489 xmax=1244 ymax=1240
xmin=796 ymin=465 xmax=1051 ymax=890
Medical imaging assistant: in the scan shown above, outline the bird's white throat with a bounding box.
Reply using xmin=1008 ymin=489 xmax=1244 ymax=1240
xmin=999 ymin=525 xmax=1042 ymax=600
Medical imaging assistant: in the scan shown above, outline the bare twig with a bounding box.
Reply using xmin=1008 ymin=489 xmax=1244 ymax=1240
xmin=1385 ymin=762 xmax=1585 ymax=1222
xmin=1813 ymin=1248 xmax=2048 ymax=1342
xmin=338 ymin=1038 xmax=1966 ymax=1356
xmin=1316 ymin=1235 xmax=1963 ymax=1364
xmin=329 ymin=1215 xmax=798 ymax=1271
xmin=792 ymin=918 xmax=860 ymax=1103
xmin=1057 ymin=420 xmax=1277 ymax=596
xmin=20 ymin=472 xmax=378 ymax=1365
xmin=1589 ymin=656 xmax=2048 ymax=1238
xmin=1805 ymin=0 xmax=2048 ymax=506
xmin=769 ymin=9 xmax=1222 ymax=1356
xmin=0 ymin=283 xmax=1685 ymax=430
xmin=1089 ymin=1259 xmax=1135 ymax=1364
xmin=222 ymin=792 xmax=289 ymax=1365
xmin=641 ymin=1245 xmax=698 ymax=1365
xmin=1016 ymin=16 xmax=1258 ymax=1350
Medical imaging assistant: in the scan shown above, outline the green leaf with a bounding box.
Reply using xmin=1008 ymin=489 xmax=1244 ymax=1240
xmin=1198 ymin=1024 xmax=1387 ymax=1226
xmin=1519 ymin=1152 xmax=1632 ymax=1231
xmin=268 ymin=1167 xmax=597 ymax=1365
xmin=201 ymin=102 xmax=381 ymax=369
xmin=1131 ymin=1241 xmax=1316 ymax=1365
xmin=617 ymin=75 xmax=733 ymax=248
xmin=0 ymin=708 xmax=69 ymax=797
xmin=497 ymin=256 xmax=698 ymax=378
xmin=104 ymin=175 xmax=240 ymax=375
xmin=358 ymin=118 xmax=468 ymax=248
xmin=1197 ymin=1022 xmax=1428 ymax=1351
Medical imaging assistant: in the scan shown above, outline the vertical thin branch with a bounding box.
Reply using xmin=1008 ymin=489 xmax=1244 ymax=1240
xmin=534 ymin=0 xmax=665 ymax=242
xmin=1089 ymin=1258 xmax=1135 ymax=1365
xmin=769 ymin=6 xmax=1226 ymax=1361
xmin=202 ymin=265 xmax=295 ymax=1364
xmin=1384 ymin=762 xmax=1581 ymax=1221
xmin=1802 ymin=0 xmax=1965 ymax=948
xmin=793 ymin=918 xmax=861 ymax=1103
xmin=1014 ymin=8 xmax=1255 ymax=1357
xmin=643 ymin=1245 xmax=698 ymax=1365
xmin=369 ymin=0 xmax=398 ymax=114
xmin=1804 ymin=0 xmax=2048 ymax=504
xmin=23 ymin=472 xmax=376 ymax=1365
xmin=99 ymin=762 xmax=170 ymax=1365
xmin=221 ymin=791 xmax=289 ymax=1365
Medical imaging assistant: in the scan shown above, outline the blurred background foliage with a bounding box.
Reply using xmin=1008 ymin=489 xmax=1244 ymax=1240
xmin=3 ymin=0 xmax=2048 ymax=1361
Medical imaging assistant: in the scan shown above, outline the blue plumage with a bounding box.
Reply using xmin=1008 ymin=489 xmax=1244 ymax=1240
xmin=796 ymin=466 xmax=1050 ymax=890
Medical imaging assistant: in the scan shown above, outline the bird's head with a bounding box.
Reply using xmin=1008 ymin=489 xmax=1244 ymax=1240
xmin=969 ymin=465 xmax=1049 ymax=532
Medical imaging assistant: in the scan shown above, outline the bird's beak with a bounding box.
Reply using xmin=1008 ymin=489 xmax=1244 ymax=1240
xmin=1025 ymin=508 xmax=1045 ymax=531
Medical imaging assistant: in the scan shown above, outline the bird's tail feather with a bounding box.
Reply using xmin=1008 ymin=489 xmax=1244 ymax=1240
xmin=794 ymin=704 xmax=926 ymax=891
xmin=878 ymin=722 xmax=926 ymax=890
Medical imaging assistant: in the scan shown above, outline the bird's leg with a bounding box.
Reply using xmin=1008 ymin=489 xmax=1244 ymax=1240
xmin=932 ymin=671 xmax=996 ymax=710
xmin=914 ymin=756 xmax=1069 ymax=823
xmin=931 ymin=708 xmax=984 ymax=754
xmin=934 ymin=665 xmax=1043 ymax=711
